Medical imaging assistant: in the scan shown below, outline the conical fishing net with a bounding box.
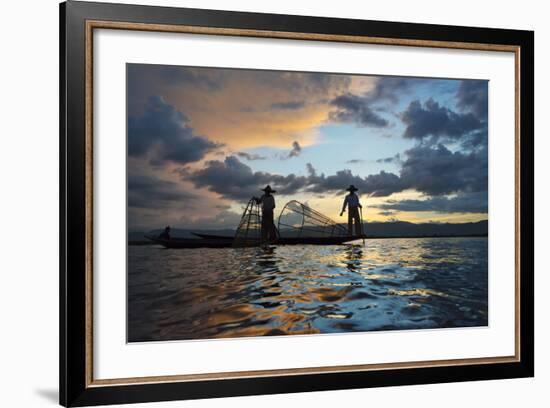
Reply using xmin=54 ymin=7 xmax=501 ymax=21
xmin=277 ymin=200 xmax=348 ymax=238
xmin=232 ymin=198 xmax=263 ymax=248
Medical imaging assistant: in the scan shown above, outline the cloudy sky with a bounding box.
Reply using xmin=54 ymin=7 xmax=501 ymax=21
xmin=127 ymin=63 xmax=488 ymax=232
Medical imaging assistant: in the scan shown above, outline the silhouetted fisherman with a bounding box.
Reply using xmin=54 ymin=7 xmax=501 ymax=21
xmin=340 ymin=185 xmax=363 ymax=236
xmin=254 ymin=185 xmax=278 ymax=243
xmin=159 ymin=226 xmax=171 ymax=240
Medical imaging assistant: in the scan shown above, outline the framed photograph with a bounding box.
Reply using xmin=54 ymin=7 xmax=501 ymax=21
xmin=60 ymin=1 xmax=534 ymax=406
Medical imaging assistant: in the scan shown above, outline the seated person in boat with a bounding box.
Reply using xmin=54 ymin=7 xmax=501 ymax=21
xmin=254 ymin=185 xmax=278 ymax=243
xmin=159 ymin=226 xmax=171 ymax=240
xmin=340 ymin=185 xmax=363 ymax=236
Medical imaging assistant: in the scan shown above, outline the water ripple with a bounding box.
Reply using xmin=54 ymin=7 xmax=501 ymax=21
xmin=128 ymin=237 xmax=488 ymax=341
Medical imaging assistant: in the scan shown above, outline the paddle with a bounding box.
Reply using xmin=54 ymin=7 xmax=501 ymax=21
xmin=359 ymin=206 xmax=365 ymax=246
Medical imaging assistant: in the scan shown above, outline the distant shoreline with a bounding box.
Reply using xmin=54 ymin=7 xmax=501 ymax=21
xmin=128 ymin=234 xmax=488 ymax=246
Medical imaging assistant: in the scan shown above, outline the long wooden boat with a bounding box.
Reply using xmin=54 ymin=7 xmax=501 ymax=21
xmin=146 ymin=234 xmax=363 ymax=249
xmin=191 ymin=232 xmax=233 ymax=241
xmin=145 ymin=236 xmax=232 ymax=248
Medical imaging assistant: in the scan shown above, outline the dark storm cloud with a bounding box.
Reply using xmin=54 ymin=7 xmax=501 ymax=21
xmin=326 ymin=77 xmax=426 ymax=128
xmin=128 ymin=174 xmax=197 ymax=209
xmin=456 ymin=80 xmax=488 ymax=119
xmin=127 ymin=64 xmax=221 ymax=90
xmin=156 ymin=66 xmax=221 ymax=90
xmin=185 ymin=141 xmax=487 ymax=201
xmin=308 ymin=144 xmax=486 ymax=197
xmin=399 ymin=144 xmax=487 ymax=196
xmin=459 ymin=127 xmax=488 ymax=151
xmin=366 ymin=77 xmax=413 ymax=104
xmin=186 ymin=156 xmax=309 ymax=200
xmin=401 ymin=98 xmax=482 ymax=142
xmin=186 ymin=156 xmax=404 ymax=200
xmin=306 ymin=162 xmax=317 ymax=177
xmin=236 ymin=151 xmax=267 ymax=161
xmin=327 ymin=78 xmax=487 ymax=148
xmin=378 ymin=210 xmax=397 ymax=217
xmin=186 ymin=141 xmax=488 ymax=201
xmin=278 ymin=141 xmax=302 ymax=160
xmin=376 ymin=153 xmax=401 ymax=164
xmin=329 ymin=93 xmax=389 ymax=128
xmin=377 ymin=191 xmax=488 ymax=214
xmin=270 ymin=101 xmax=306 ymax=110
xmin=306 ymin=169 xmax=406 ymax=197
xmin=360 ymin=171 xmax=406 ymax=197
xmin=128 ymin=96 xmax=220 ymax=165
xmin=287 ymin=141 xmax=302 ymax=159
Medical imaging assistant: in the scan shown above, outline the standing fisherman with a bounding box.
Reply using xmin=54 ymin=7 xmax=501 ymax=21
xmin=255 ymin=185 xmax=278 ymax=243
xmin=340 ymin=185 xmax=363 ymax=236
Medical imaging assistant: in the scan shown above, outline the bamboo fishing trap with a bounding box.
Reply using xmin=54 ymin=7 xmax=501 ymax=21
xmin=233 ymin=199 xmax=351 ymax=248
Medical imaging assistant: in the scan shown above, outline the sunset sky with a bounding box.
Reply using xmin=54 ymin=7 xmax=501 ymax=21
xmin=127 ymin=64 xmax=488 ymax=232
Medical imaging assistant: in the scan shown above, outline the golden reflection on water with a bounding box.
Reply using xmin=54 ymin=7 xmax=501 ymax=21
xmin=128 ymin=237 xmax=488 ymax=342
xmin=387 ymin=288 xmax=448 ymax=298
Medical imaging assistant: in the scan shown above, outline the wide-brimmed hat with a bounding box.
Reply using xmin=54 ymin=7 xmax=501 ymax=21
xmin=261 ymin=185 xmax=276 ymax=193
xmin=346 ymin=184 xmax=358 ymax=192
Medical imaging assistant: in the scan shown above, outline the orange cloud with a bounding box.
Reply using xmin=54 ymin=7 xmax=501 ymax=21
xmin=163 ymin=69 xmax=376 ymax=149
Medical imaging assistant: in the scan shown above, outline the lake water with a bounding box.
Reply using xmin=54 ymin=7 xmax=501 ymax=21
xmin=128 ymin=237 xmax=488 ymax=342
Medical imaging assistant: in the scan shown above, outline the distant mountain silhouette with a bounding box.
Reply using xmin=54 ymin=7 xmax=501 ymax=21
xmin=361 ymin=220 xmax=488 ymax=237
xmin=129 ymin=220 xmax=488 ymax=242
